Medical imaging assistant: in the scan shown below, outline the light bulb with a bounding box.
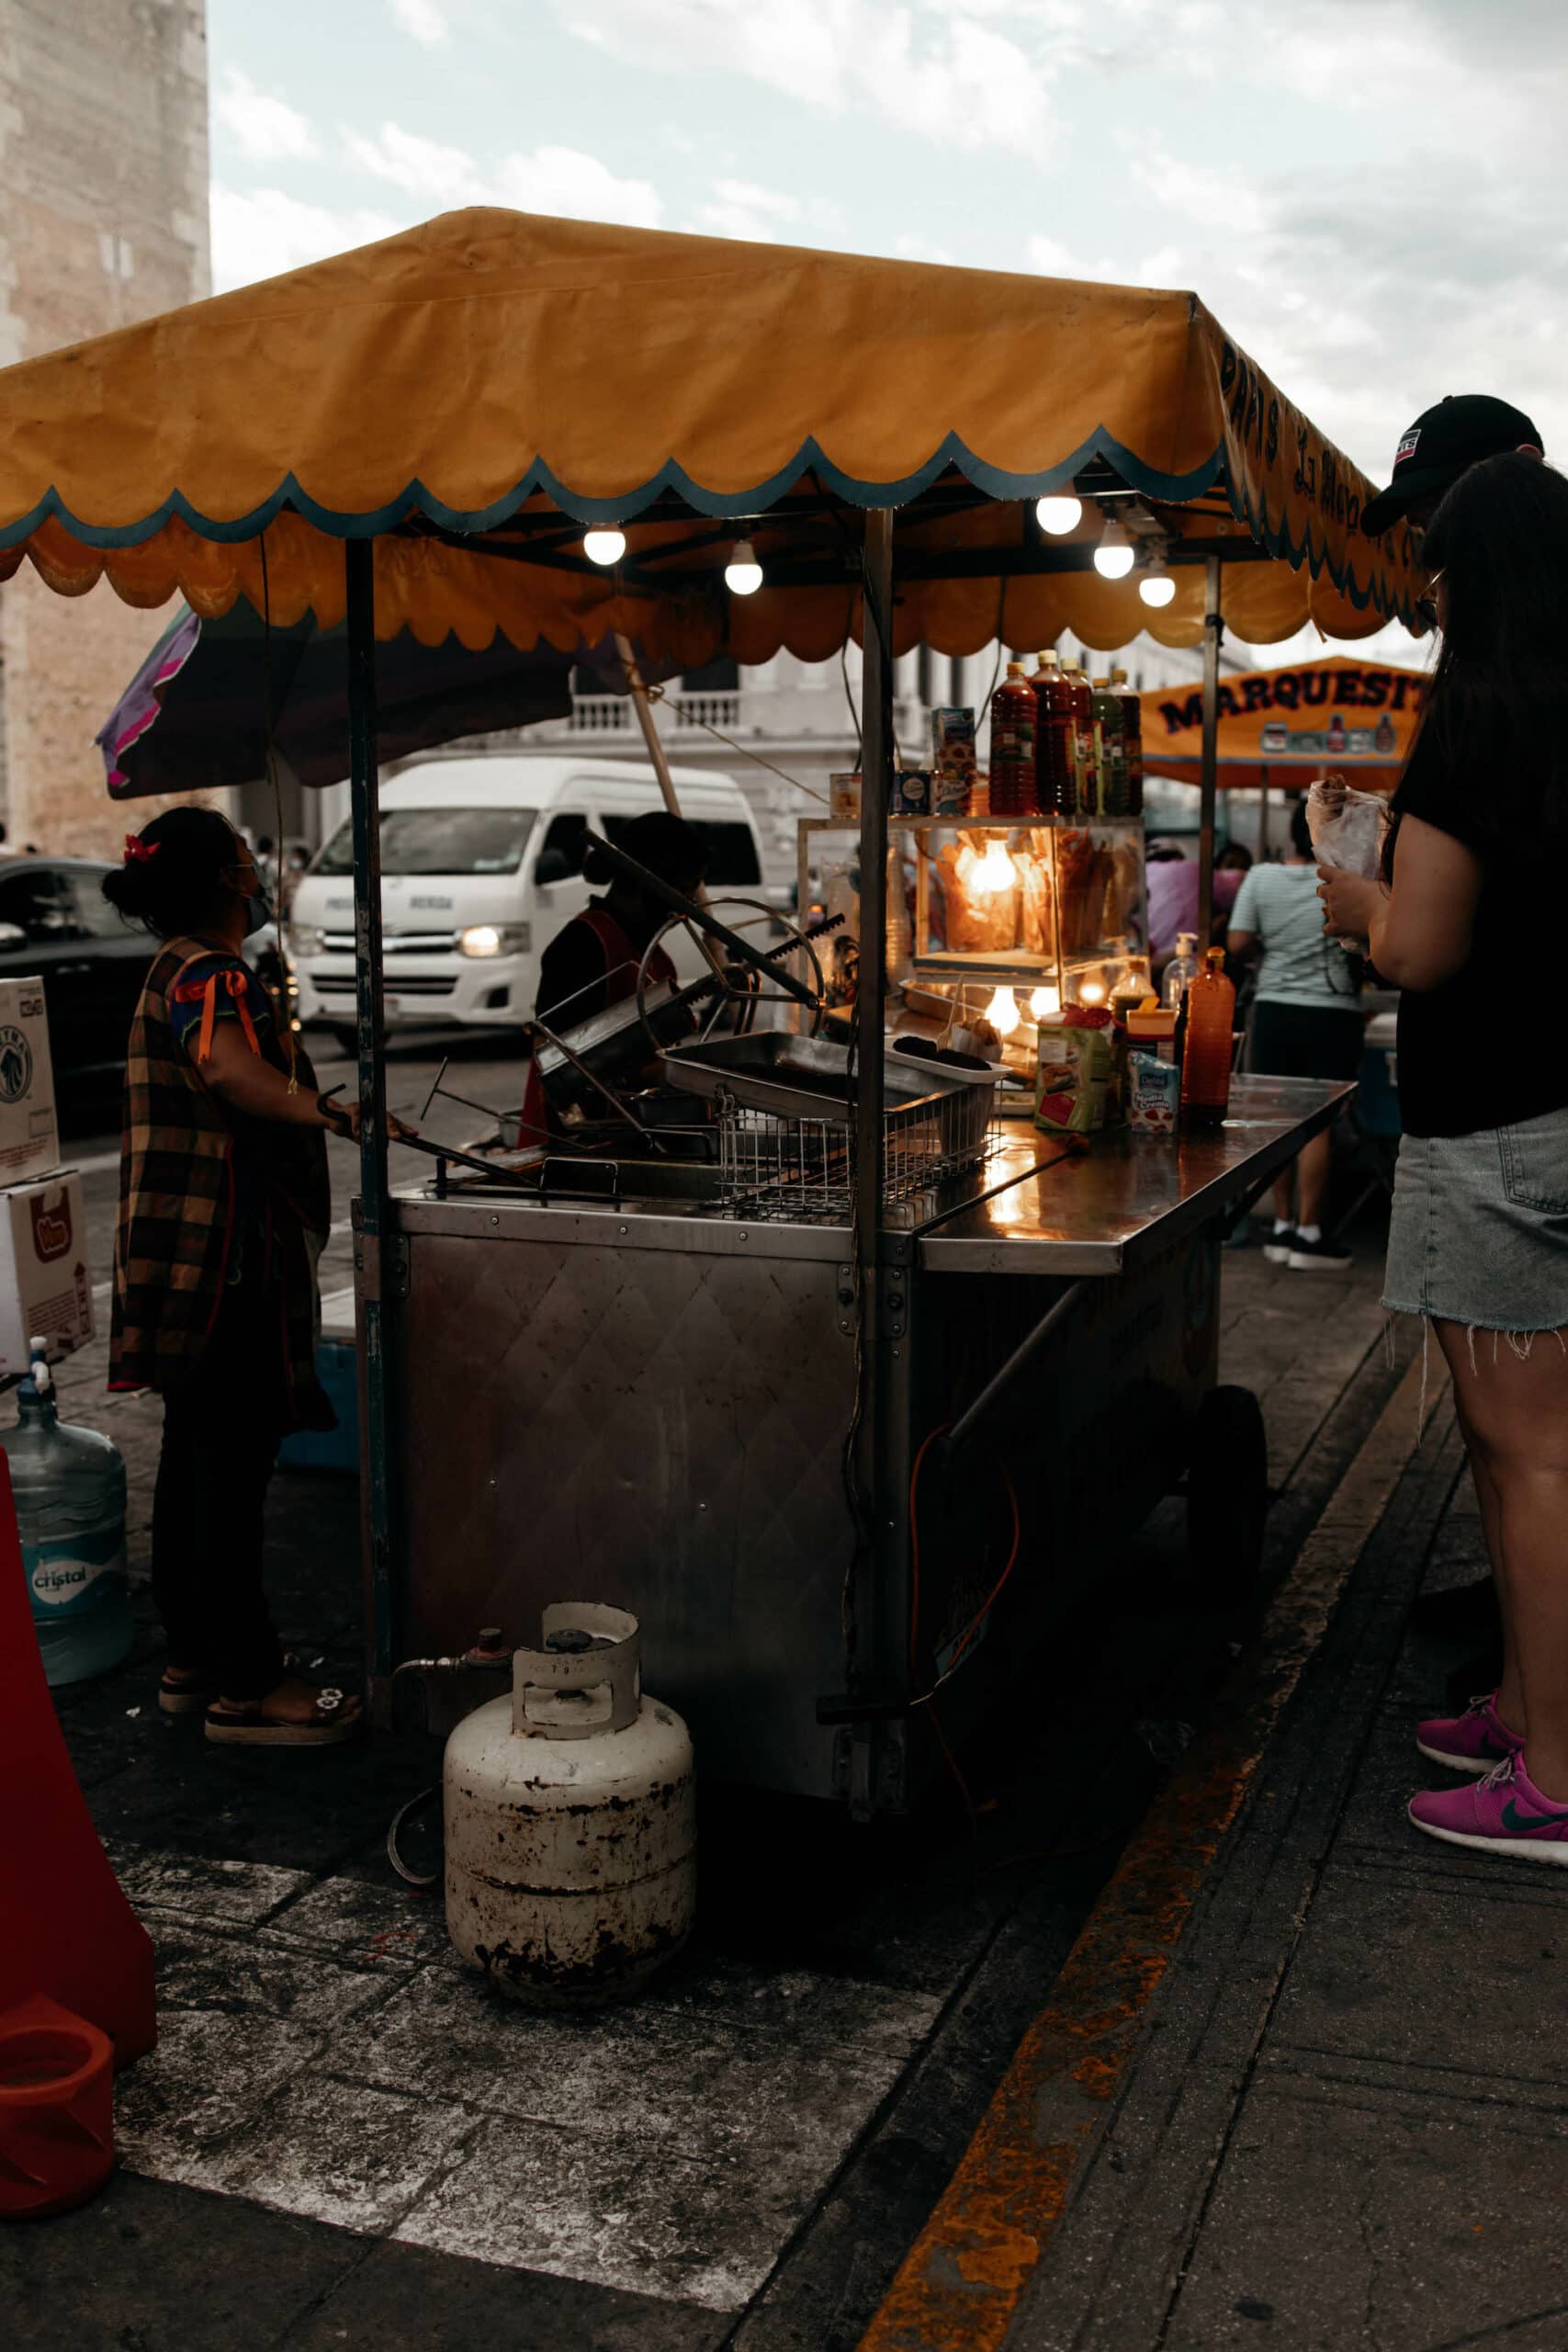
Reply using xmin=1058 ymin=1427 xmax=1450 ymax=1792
xmin=1139 ymin=562 xmax=1176 ymax=607
xmin=1093 ymin=516 xmax=1134 ymax=580
xmin=986 ymin=985 xmax=1021 ymax=1037
xmin=582 ymin=526 xmax=626 ymax=566
xmin=725 ymin=537 xmax=763 ymax=594
xmin=1029 ymin=984 xmax=1060 ymax=1020
xmin=1035 ymin=493 xmax=1082 ymax=536
xmin=967 ymin=838 xmax=1017 ymax=896
xmin=1078 ymin=978 xmax=1106 ymax=1004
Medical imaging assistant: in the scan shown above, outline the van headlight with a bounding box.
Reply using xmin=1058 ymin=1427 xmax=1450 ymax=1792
xmin=289 ymin=924 xmax=326 ymax=956
xmin=457 ymin=922 xmax=530 ymax=958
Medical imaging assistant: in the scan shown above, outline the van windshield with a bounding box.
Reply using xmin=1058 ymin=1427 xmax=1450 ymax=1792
xmin=314 ymin=808 xmax=536 ymax=877
xmin=602 ymin=814 xmax=761 ymax=888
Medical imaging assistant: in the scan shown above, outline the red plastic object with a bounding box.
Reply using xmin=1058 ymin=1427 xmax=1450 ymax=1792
xmin=0 ymin=1451 xmax=155 ymax=2064
xmin=0 ymin=1995 xmax=114 ymax=2218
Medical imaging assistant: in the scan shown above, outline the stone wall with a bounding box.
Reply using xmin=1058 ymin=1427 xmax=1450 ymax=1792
xmin=0 ymin=0 xmax=210 ymax=856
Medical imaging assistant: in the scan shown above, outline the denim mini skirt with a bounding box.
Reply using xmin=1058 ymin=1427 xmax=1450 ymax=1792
xmin=1383 ymin=1103 xmax=1568 ymax=1334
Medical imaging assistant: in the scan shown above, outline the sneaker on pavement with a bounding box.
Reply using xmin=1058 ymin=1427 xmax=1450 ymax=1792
xmin=1287 ymin=1231 xmax=1353 ymax=1272
xmin=1262 ymin=1227 xmax=1297 ymax=1264
xmin=1416 ymin=1690 xmax=1522 ymax=1775
xmin=1409 ymin=1752 xmax=1568 ymax=1864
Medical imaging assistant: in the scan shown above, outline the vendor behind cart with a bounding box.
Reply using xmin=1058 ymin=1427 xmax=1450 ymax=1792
xmin=536 ymin=809 xmax=709 ymax=1026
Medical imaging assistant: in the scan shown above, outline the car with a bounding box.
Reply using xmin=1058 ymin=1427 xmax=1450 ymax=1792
xmin=0 ymin=855 xmax=151 ymax=1085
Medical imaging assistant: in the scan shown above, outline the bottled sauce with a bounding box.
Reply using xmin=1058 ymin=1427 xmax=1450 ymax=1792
xmin=1179 ymin=948 xmax=1236 ymax=1129
xmin=1162 ymin=931 xmax=1200 ymax=1010
xmin=1327 ymin=710 xmax=1347 ymax=754
xmin=1091 ymin=678 xmax=1128 ymax=816
xmin=988 ymin=662 xmax=1037 ymax=817
xmin=4 ymin=1342 xmax=130 ymax=1687
xmin=1031 ymin=650 xmax=1077 ymax=816
xmin=1111 ymin=666 xmax=1144 ymax=816
xmin=1062 ymin=659 xmax=1096 ymax=815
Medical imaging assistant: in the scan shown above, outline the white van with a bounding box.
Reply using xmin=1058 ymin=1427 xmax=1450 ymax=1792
xmin=289 ymin=754 xmax=771 ymax=1043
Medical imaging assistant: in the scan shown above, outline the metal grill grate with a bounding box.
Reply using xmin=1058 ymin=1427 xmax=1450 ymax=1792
xmin=714 ymin=1075 xmax=998 ymax=1224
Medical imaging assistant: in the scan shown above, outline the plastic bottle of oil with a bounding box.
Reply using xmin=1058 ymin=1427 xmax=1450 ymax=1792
xmin=1091 ymin=678 xmax=1127 ymax=816
xmin=1179 ymin=948 xmax=1236 ymax=1129
xmin=1111 ymin=665 xmax=1144 ymax=816
xmin=1031 ymin=650 xmax=1077 ymax=816
xmin=1062 ymin=659 xmax=1096 ymax=815
xmin=989 ymin=662 xmax=1038 ymax=817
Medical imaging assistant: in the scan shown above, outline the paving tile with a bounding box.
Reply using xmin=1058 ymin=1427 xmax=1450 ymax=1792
xmin=149 ymin=1915 xmax=406 ymax=2033
xmin=265 ymin=1872 xmax=451 ymax=1968
xmin=591 ymin=1947 xmax=942 ymax=2055
xmin=397 ymin=2111 xmax=798 ymax=2312
xmin=325 ymin=1958 xmax=909 ymax=2169
xmin=1162 ymin=2075 xmax=1568 ymax=2352
xmin=198 ymin=2072 xmax=478 ymax=2236
xmin=109 ymin=1843 xmax=312 ymax=1924
xmin=116 ymin=2007 xmax=324 ymax=2178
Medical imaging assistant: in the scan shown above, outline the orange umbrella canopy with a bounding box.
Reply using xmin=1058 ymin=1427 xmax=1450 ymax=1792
xmin=0 ymin=208 xmax=1425 ymax=662
xmin=1141 ymin=653 xmax=1426 ymax=789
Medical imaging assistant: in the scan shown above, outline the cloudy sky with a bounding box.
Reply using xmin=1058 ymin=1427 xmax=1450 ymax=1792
xmin=209 ymin=0 xmax=1566 ymax=650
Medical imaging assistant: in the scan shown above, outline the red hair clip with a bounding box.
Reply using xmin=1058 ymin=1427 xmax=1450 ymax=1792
xmin=123 ymin=835 xmax=160 ymax=865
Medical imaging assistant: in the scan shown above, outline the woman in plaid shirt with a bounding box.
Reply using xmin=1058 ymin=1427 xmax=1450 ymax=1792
xmin=106 ymin=808 xmax=367 ymax=1747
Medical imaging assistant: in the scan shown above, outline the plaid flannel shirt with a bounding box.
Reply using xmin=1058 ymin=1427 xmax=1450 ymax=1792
xmin=110 ymin=936 xmax=333 ymax=1430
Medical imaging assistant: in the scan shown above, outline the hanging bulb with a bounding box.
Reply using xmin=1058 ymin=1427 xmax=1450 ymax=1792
xmin=1093 ymin=515 xmax=1134 ymax=580
xmin=986 ymin=985 xmax=1021 ymax=1037
xmin=582 ymin=526 xmax=626 ymax=566
xmin=1077 ymin=978 xmax=1106 ymax=1004
xmin=725 ymin=537 xmax=763 ymax=594
xmin=1139 ymin=560 xmax=1176 ymax=607
xmin=967 ymin=838 xmax=1017 ymax=896
xmin=1035 ymin=493 xmax=1082 ymax=536
xmin=1029 ymin=984 xmax=1060 ymax=1020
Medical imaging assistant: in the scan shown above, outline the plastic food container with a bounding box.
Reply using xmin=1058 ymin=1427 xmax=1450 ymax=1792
xmin=0 ymin=1994 xmax=115 ymax=2219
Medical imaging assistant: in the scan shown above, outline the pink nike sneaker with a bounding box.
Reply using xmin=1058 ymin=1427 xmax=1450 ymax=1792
xmin=1416 ymin=1691 xmax=1523 ymax=1775
xmin=1409 ymin=1753 xmax=1568 ymax=1864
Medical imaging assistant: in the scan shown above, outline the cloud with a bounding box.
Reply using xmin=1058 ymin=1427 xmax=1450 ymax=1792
xmin=209 ymin=187 xmax=405 ymax=292
xmin=213 ymin=69 xmax=319 ymax=164
xmin=390 ymin=0 xmax=449 ymax=44
xmin=344 ymin=121 xmax=664 ymax=230
xmin=551 ymin=1 xmax=1060 ymax=153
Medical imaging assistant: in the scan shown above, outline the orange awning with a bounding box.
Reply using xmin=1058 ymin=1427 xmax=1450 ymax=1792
xmin=0 ymin=209 xmax=1425 ymax=661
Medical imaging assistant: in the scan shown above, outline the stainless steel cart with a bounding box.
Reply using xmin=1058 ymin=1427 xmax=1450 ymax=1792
xmin=378 ymin=1073 xmax=1350 ymax=1812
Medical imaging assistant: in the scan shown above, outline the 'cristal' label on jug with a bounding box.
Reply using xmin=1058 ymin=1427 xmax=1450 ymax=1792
xmin=26 ymin=1525 xmax=126 ymax=1612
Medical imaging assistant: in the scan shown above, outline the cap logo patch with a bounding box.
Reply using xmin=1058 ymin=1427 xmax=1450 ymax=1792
xmin=1394 ymin=427 xmax=1421 ymax=467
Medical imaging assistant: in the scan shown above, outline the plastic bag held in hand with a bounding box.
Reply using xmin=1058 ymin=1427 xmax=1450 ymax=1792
xmin=1306 ymin=775 xmax=1386 ymax=955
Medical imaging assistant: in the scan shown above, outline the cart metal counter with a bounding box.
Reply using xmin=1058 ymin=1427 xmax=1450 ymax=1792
xmin=374 ymin=1075 xmax=1350 ymax=1812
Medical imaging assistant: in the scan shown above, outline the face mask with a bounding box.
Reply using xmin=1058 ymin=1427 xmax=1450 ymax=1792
xmin=243 ymin=887 xmax=274 ymax=939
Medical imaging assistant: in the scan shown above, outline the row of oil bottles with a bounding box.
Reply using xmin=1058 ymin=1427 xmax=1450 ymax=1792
xmin=989 ymin=651 xmax=1145 ymax=820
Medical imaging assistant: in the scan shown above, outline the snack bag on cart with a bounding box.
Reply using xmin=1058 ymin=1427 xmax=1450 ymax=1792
xmin=1034 ymin=1005 xmax=1124 ymax=1134
xmin=1306 ymin=774 xmax=1386 ymax=956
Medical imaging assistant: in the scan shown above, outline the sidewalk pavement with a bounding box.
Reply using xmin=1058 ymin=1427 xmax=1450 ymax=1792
xmin=6 ymin=1218 xmax=1483 ymax=2352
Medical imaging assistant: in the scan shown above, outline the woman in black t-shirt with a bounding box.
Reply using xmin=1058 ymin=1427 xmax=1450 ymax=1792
xmin=1319 ymin=451 xmax=1568 ymax=1868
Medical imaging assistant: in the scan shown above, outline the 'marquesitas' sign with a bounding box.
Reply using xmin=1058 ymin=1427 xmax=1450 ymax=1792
xmin=1141 ymin=655 xmax=1427 ymax=775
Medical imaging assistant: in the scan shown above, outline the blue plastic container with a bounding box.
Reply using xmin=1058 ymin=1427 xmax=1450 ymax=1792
xmin=3 ymin=1348 xmax=131 ymax=1687
xmin=278 ymin=1338 xmax=360 ymax=1475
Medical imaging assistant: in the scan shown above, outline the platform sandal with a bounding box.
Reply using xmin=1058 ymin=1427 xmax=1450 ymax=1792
xmin=161 ymin=1649 xmax=303 ymax=1719
xmin=204 ymin=1683 xmax=363 ymax=1747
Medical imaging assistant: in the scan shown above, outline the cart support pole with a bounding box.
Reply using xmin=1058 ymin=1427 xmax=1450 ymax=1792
xmin=614 ymin=630 xmax=685 ymax=820
xmin=346 ymin=540 xmax=396 ymax=1683
xmin=1198 ymin=555 xmax=1223 ymax=943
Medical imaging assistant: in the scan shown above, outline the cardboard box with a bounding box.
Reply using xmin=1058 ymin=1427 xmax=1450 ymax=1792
xmin=0 ymin=1172 xmax=93 ymax=1373
xmin=0 ymin=978 xmax=60 ymax=1187
xmin=1034 ymin=1008 xmax=1125 ymax=1135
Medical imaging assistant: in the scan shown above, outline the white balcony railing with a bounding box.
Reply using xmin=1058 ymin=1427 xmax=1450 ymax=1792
xmin=670 ymin=691 xmax=742 ymax=733
xmin=567 ymin=695 xmax=634 ymax=734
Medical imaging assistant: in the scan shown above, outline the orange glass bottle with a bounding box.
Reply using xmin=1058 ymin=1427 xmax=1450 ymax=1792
xmin=989 ymin=661 xmax=1037 ymax=816
xmin=1179 ymin=948 xmax=1236 ymax=1128
xmin=1031 ymin=650 xmax=1077 ymax=816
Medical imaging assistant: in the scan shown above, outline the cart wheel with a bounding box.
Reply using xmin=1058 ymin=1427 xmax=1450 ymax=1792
xmin=1186 ymin=1384 xmax=1269 ymax=1611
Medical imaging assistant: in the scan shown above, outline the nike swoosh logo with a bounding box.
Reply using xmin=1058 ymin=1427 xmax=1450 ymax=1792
xmin=1501 ymin=1798 xmax=1568 ymax=1831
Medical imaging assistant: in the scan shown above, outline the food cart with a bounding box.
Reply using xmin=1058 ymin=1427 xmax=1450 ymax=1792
xmin=0 ymin=209 xmax=1421 ymax=1810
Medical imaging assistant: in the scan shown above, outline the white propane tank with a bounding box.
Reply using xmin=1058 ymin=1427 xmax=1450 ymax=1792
xmin=444 ymin=1602 xmax=695 ymax=2007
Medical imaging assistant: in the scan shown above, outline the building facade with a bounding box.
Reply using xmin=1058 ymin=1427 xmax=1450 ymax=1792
xmin=0 ymin=0 xmax=210 ymax=857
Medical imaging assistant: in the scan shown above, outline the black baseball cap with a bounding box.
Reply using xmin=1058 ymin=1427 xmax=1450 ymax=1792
xmin=1361 ymin=394 xmax=1544 ymax=535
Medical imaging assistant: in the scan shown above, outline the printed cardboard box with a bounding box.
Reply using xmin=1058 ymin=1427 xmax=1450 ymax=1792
xmin=0 ymin=977 xmax=60 ymax=1187
xmin=0 ymin=1173 xmax=92 ymax=1373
